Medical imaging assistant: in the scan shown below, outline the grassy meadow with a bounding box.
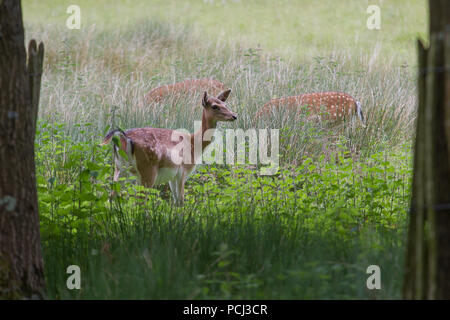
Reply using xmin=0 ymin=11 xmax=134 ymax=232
xmin=22 ymin=0 xmax=426 ymax=299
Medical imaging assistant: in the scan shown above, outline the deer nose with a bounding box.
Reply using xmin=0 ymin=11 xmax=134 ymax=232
xmin=232 ymin=114 xmax=237 ymax=120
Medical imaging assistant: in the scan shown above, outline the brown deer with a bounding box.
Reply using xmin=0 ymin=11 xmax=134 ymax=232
xmin=255 ymin=91 xmax=365 ymax=126
xmin=101 ymin=89 xmax=237 ymax=206
xmin=145 ymin=78 xmax=226 ymax=104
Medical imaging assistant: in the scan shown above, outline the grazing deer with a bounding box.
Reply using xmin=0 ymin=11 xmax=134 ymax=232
xmin=145 ymin=78 xmax=226 ymax=104
xmin=101 ymin=89 xmax=237 ymax=206
xmin=255 ymin=91 xmax=365 ymax=126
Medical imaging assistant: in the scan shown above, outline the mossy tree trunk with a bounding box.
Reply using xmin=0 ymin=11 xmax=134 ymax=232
xmin=404 ymin=0 xmax=450 ymax=299
xmin=0 ymin=0 xmax=45 ymax=299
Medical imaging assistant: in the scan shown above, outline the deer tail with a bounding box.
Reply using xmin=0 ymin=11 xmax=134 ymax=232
xmin=100 ymin=128 xmax=135 ymax=155
xmin=355 ymin=101 xmax=366 ymax=127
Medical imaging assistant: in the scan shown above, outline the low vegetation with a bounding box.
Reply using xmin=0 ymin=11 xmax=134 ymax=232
xmin=38 ymin=123 xmax=410 ymax=298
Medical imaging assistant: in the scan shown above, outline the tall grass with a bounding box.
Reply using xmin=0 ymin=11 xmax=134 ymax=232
xmin=28 ymin=19 xmax=416 ymax=164
xmin=44 ymin=210 xmax=407 ymax=299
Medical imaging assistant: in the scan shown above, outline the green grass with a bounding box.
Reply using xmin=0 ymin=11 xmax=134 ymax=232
xmin=23 ymin=0 xmax=427 ymax=65
xmin=23 ymin=16 xmax=417 ymax=162
xmin=37 ymin=124 xmax=411 ymax=299
xmin=44 ymin=219 xmax=407 ymax=299
xmin=21 ymin=0 xmax=423 ymax=299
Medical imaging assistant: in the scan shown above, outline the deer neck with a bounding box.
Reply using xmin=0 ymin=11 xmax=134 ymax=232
xmin=191 ymin=109 xmax=217 ymax=162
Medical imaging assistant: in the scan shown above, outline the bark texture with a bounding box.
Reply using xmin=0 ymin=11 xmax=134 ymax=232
xmin=404 ymin=0 xmax=450 ymax=300
xmin=0 ymin=0 xmax=45 ymax=299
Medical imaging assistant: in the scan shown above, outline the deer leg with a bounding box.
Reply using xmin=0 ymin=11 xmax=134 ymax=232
xmin=113 ymin=150 xmax=121 ymax=182
xmin=132 ymin=166 xmax=158 ymax=204
xmin=176 ymin=173 xmax=186 ymax=206
xmin=110 ymin=153 xmax=122 ymax=198
xmin=168 ymin=175 xmax=185 ymax=207
xmin=178 ymin=179 xmax=185 ymax=206
xmin=168 ymin=180 xmax=179 ymax=203
xmin=113 ymin=167 xmax=121 ymax=182
xmin=140 ymin=166 xmax=158 ymax=188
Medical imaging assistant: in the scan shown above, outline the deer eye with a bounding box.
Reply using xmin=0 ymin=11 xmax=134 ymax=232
xmin=212 ymin=105 xmax=219 ymax=110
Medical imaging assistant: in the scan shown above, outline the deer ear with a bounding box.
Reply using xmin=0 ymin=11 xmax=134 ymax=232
xmin=217 ymin=89 xmax=231 ymax=102
xmin=202 ymin=91 xmax=209 ymax=108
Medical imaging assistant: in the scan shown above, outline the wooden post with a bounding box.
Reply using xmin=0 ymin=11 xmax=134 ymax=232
xmin=404 ymin=0 xmax=450 ymax=299
xmin=27 ymin=40 xmax=45 ymax=140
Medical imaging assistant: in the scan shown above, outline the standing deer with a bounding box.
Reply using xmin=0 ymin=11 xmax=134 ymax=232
xmin=145 ymin=78 xmax=225 ymax=104
xmin=101 ymin=89 xmax=237 ymax=206
xmin=255 ymin=91 xmax=365 ymax=126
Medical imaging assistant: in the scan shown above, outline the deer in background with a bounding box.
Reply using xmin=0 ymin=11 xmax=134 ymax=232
xmin=255 ymin=91 xmax=365 ymax=126
xmin=101 ymin=89 xmax=237 ymax=206
xmin=145 ymin=78 xmax=226 ymax=104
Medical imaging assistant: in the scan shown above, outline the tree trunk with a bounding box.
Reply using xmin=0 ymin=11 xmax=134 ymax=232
xmin=0 ymin=0 xmax=45 ymax=299
xmin=404 ymin=0 xmax=450 ymax=299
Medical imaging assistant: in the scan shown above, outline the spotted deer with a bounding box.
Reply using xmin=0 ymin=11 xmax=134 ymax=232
xmin=255 ymin=91 xmax=365 ymax=126
xmin=145 ymin=78 xmax=226 ymax=104
xmin=101 ymin=89 xmax=237 ymax=206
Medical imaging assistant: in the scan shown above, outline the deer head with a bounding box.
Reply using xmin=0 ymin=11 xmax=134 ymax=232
xmin=202 ymin=89 xmax=237 ymax=123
